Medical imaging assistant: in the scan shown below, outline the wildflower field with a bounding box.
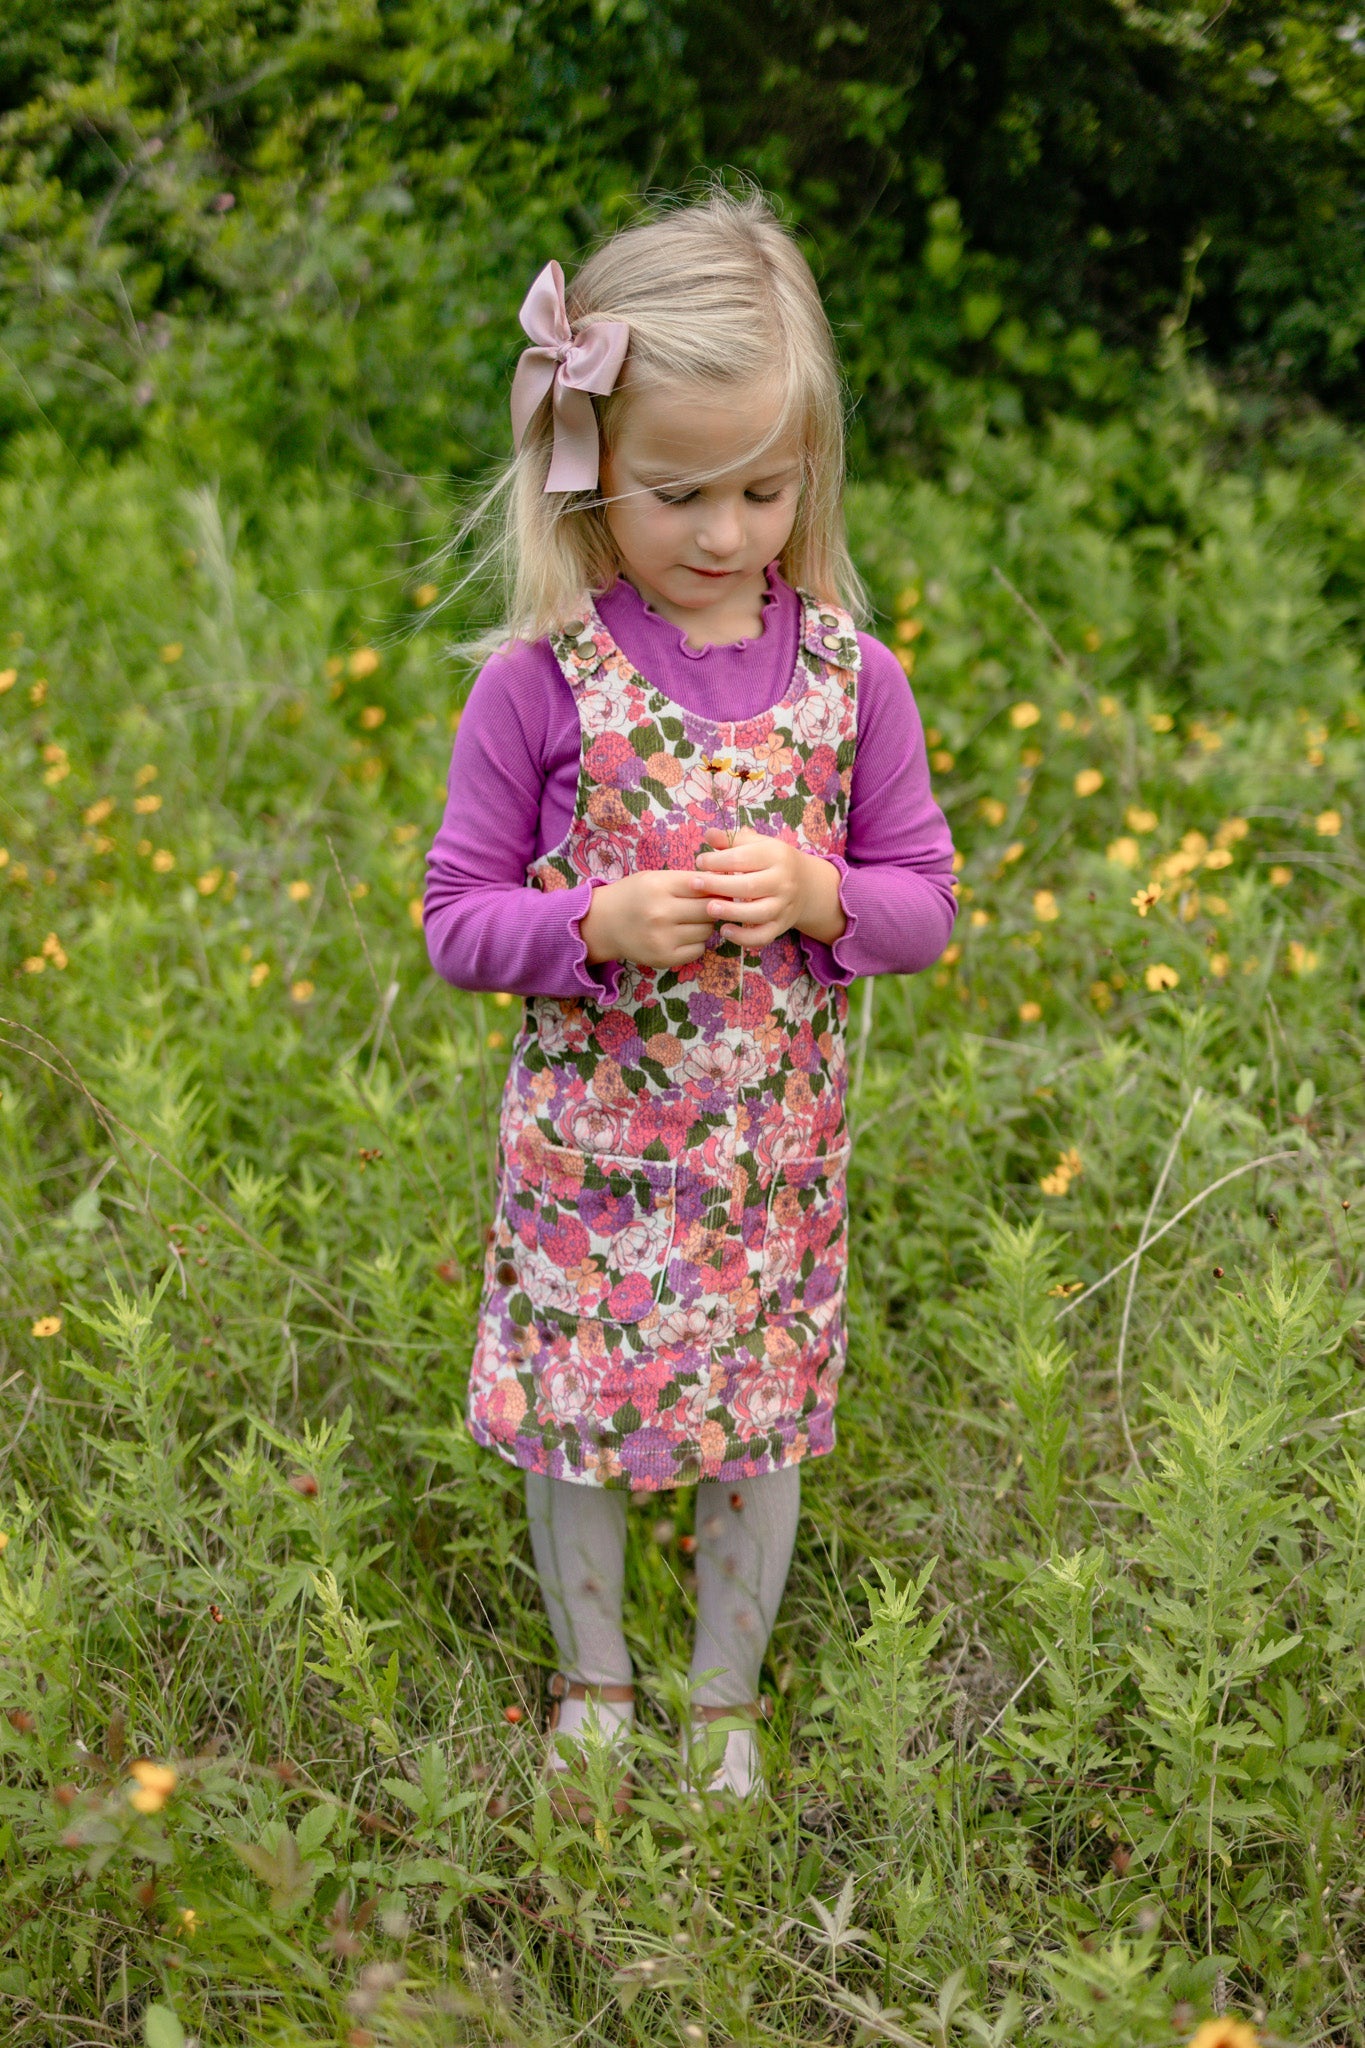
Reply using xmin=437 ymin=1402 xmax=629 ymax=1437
xmin=3 ymin=365 xmax=1365 ymax=2048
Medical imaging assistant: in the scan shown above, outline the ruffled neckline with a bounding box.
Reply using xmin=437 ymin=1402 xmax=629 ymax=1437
xmin=603 ymin=562 xmax=784 ymax=661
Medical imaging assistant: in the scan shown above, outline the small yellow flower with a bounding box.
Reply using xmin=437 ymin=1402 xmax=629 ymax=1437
xmin=1098 ymin=694 xmax=1118 ymax=716
xmin=1209 ymin=952 xmax=1230 ymax=978
xmin=1126 ymin=806 xmax=1158 ymax=833
xmin=290 ymin=980 xmax=314 ymax=1004
xmin=31 ymin=1315 xmax=62 ymax=1338
xmin=1316 ymin=809 xmax=1342 ymax=836
xmin=151 ymin=849 xmax=174 ymax=873
xmin=1203 ymin=847 xmax=1233 ymax=870
xmin=896 ymin=647 xmax=916 ymax=676
xmin=1214 ymin=817 xmax=1249 ymax=847
xmin=970 ymin=908 xmax=991 ymax=928
xmin=1286 ymin=940 xmax=1318 ymax=976
xmin=1020 ymin=745 xmax=1043 ymax=768
xmin=1269 ymin=865 xmax=1293 ymax=888
xmin=159 ymin=642 xmax=184 ymax=664
xmin=29 ymin=679 xmax=47 ymax=705
xmin=896 ymin=616 xmax=923 ymax=644
xmin=359 ymin=705 xmax=386 ymax=730
xmin=1187 ymin=2022 xmax=1260 ymax=2048
xmin=413 ymin=583 xmax=439 ymax=608
xmin=0 ymin=669 xmax=14 ymax=693
xmin=1181 ymin=830 xmax=1209 ymax=857
xmin=137 ymin=839 xmax=153 ymax=857
xmin=1107 ymin=837 xmax=1140 ymax=869
xmin=1033 ymin=889 xmax=1059 ymax=922
xmin=408 ymin=897 xmax=424 ymax=930
xmin=127 ymin=1760 xmax=177 ymax=1814
xmin=1204 ymin=894 xmax=1229 ymax=915
xmin=249 ymin=961 xmax=271 ymax=989
xmin=1058 ymin=708 xmax=1077 ymax=731
xmin=493 ymin=990 xmax=515 ymax=1006
xmin=1074 ymin=767 xmax=1104 ymax=797
xmin=1018 ymin=1000 xmax=1043 ymax=1024
xmin=1083 ymin=627 xmax=1103 ymax=652
xmin=1148 ymin=711 xmax=1174 ymax=733
xmin=21 ymin=956 xmax=45 ymax=974
xmin=1131 ymin=883 xmax=1163 ymax=917
xmin=977 ymin=797 xmax=1007 ymax=826
xmin=41 ymin=933 xmax=67 ymax=968
xmin=350 ymin=880 xmax=370 ymax=900
xmin=1009 ymin=701 xmax=1041 ymax=730
xmin=393 ymin=822 xmax=419 ymax=845
xmin=134 ymin=793 xmax=162 ymax=815
xmin=84 ymin=797 xmax=114 ymax=826
xmin=1089 ymin=980 xmax=1113 ymax=1012
xmin=941 ymin=943 xmax=962 ymax=965
xmin=1040 ymin=1147 xmax=1083 ymax=1195
xmin=930 ymin=749 xmax=955 ymax=773
xmin=0 ymin=1531 xmax=9 ymax=1552
xmin=134 ymin=764 xmax=158 ymax=787
xmin=324 ymin=655 xmax=345 ymax=680
xmin=178 ymin=1907 xmax=199 ymax=1934
xmin=196 ymin=868 xmax=223 ymax=895
xmin=1001 ymin=841 xmax=1025 ymax=866
xmin=1145 ymin=962 xmax=1179 ymax=992
xmin=349 ymin=647 xmax=381 ymax=679
xmin=286 ymin=879 xmax=312 ymax=902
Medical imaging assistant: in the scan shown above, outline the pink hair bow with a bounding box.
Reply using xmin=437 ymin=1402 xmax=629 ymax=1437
xmin=509 ymin=260 xmax=629 ymax=493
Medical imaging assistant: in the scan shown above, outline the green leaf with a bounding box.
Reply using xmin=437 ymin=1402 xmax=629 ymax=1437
xmin=144 ymin=2005 xmax=186 ymax=2048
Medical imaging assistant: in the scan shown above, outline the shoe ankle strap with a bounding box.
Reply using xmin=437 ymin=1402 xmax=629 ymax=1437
xmin=692 ymin=1696 xmax=771 ymax=1723
xmin=548 ymin=1673 xmax=636 ymax=1704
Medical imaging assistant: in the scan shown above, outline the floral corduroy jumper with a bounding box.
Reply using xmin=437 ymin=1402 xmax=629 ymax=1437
xmin=467 ymin=590 xmax=860 ymax=1491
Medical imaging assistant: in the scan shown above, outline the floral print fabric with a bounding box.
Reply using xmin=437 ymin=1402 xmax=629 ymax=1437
xmin=467 ymin=591 xmax=860 ymax=1490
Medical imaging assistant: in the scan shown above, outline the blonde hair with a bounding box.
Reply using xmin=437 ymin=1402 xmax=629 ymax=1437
xmin=456 ymin=184 xmax=865 ymax=647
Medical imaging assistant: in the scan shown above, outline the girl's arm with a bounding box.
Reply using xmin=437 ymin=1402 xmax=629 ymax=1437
xmin=423 ymin=644 xmax=626 ymax=1000
xmin=800 ymin=634 xmax=958 ymax=984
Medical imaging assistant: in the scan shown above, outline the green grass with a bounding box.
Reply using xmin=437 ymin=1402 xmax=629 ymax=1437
xmin=2 ymin=373 xmax=1365 ymax=2047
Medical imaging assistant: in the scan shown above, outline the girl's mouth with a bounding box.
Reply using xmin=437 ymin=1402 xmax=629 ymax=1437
xmin=686 ymin=566 xmax=735 ymax=579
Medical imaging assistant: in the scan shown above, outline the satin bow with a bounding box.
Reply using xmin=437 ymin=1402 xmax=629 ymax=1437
xmin=509 ymin=261 xmax=630 ymax=493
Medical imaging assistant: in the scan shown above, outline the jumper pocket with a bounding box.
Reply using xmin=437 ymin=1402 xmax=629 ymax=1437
xmin=490 ymin=1143 xmax=677 ymax=1325
xmin=758 ymin=1142 xmax=852 ymax=1321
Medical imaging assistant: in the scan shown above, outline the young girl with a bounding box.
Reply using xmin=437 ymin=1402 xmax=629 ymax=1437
xmin=424 ymin=189 xmax=956 ymax=1806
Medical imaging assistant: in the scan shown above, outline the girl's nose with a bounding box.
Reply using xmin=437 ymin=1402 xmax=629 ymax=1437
xmin=696 ymin=500 xmax=744 ymax=558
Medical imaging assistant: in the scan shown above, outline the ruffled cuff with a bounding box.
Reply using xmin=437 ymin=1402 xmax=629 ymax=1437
xmin=567 ymin=876 xmax=626 ymax=1005
xmin=797 ymin=853 xmax=859 ymax=988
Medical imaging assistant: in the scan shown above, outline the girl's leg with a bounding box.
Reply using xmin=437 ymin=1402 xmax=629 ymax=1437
xmin=524 ymin=1473 xmax=634 ymax=1752
xmin=687 ymin=1464 xmax=801 ymax=1793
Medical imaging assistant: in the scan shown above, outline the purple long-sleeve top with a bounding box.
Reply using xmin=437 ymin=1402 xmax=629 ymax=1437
xmin=424 ymin=568 xmax=957 ymax=1000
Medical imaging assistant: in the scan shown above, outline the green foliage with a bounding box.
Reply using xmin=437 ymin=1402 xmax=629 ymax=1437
xmin=4 ymin=358 xmax=1365 ymax=2039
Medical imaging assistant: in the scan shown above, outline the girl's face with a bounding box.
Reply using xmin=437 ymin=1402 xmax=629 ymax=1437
xmin=598 ymin=379 xmax=802 ymax=644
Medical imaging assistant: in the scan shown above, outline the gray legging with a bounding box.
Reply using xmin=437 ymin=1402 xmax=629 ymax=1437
xmin=524 ymin=1465 xmax=800 ymax=1707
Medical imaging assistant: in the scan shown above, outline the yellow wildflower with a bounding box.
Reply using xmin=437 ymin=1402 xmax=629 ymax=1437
xmin=134 ymin=764 xmax=158 ymax=787
xmin=1214 ymin=817 xmax=1249 ymax=847
xmin=1018 ymin=1000 xmax=1043 ymax=1024
xmin=350 ymin=881 xmax=369 ymax=900
xmin=1083 ymin=628 xmax=1103 ymax=651
xmin=1033 ymin=890 xmax=1059 ymax=922
xmin=151 ymin=850 xmax=174 ymax=873
xmin=1269 ymin=865 xmax=1292 ymax=888
xmin=348 ymin=647 xmax=381 ymax=679
xmin=896 ymin=616 xmax=923 ymax=644
xmin=1020 ymin=746 xmax=1043 ymax=768
xmin=1209 ymin=953 xmax=1230 ymax=978
xmin=178 ymin=1907 xmax=199 ymax=1934
xmin=1145 ymin=962 xmax=1179 ymax=992
xmin=1074 ymin=767 xmax=1104 ymax=797
xmin=1286 ymin=940 xmax=1318 ymax=976
xmin=1131 ymin=883 xmax=1162 ymax=917
xmin=0 ymin=1532 xmax=8 ymax=1552
xmin=359 ymin=705 xmax=386 ymax=730
xmin=393 ymin=822 xmax=419 ymax=845
xmin=1002 ymin=841 xmax=1025 ymax=866
xmin=159 ymin=642 xmax=184 ymax=664
xmin=977 ymin=797 xmax=1007 ymax=826
xmin=286 ymin=879 xmax=312 ymax=903
xmin=1187 ymin=2022 xmax=1259 ymax=2048
xmin=930 ymin=749 xmax=954 ymax=773
xmin=1148 ymin=711 xmax=1174 ymax=733
xmin=324 ymin=655 xmax=344 ymax=679
xmin=137 ymin=840 xmax=153 ymax=857
xmin=29 ymin=679 xmax=46 ymax=705
xmin=1180 ymin=830 xmax=1209 ymax=857
xmin=1009 ymin=702 xmax=1041 ymax=730
xmin=1203 ymin=847 xmax=1233 ymax=870
xmin=1098 ymin=694 xmax=1118 ymax=715
xmin=1089 ymin=980 xmax=1113 ymax=1012
xmin=21 ymin=956 xmax=45 ymax=974
xmin=41 ymin=933 xmax=67 ymax=968
xmin=1204 ymin=894 xmax=1229 ymax=915
xmin=941 ymin=942 xmax=962 ymax=965
xmin=127 ymin=1760 xmax=177 ymax=1814
xmin=0 ymin=669 xmax=14 ymax=693
xmin=487 ymin=1030 xmax=505 ymax=1049
xmin=408 ymin=897 xmax=424 ymax=930
xmin=196 ymin=868 xmax=223 ymax=896
xmin=970 ymin=908 xmax=991 ymax=928
xmin=1126 ymin=806 xmax=1158 ymax=833
xmin=1058 ymin=708 xmax=1077 ymax=731
xmin=31 ymin=1315 xmax=62 ymax=1338
xmin=134 ymin=794 xmax=162 ymax=815
xmin=1107 ymin=837 xmax=1140 ymax=869
xmin=290 ymin=980 xmax=315 ymax=1004
xmin=493 ymin=990 xmax=515 ymax=1006
xmin=84 ymin=798 xmax=114 ymax=826
xmin=413 ymin=584 xmax=439 ymax=608
xmin=1316 ymin=809 xmax=1342 ymax=836
xmin=1040 ymin=1147 xmax=1083 ymax=1195
xmin=249 ymin=962 xmax=271 ymax=989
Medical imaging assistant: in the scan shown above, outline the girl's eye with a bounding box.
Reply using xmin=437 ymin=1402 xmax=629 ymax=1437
xmin=654 ymin=490 xmax=698 ymax=507
xmin=746 ymin=490 xmax=782 ymax=504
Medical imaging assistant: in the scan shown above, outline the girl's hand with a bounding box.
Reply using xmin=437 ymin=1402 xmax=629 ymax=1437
xmin=581 ymin=870 xmax=718 ymax=970
xmin=692 ymin=825 xmax=847 ymax=949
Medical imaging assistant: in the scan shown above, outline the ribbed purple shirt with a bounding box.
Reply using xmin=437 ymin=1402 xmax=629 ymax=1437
xmin=423 ymin=570 xmax=957 ymax=1000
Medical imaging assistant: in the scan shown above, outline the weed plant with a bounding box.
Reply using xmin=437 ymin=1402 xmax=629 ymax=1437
xmin=2 ymin=376 xmax=1365 ymax=2045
